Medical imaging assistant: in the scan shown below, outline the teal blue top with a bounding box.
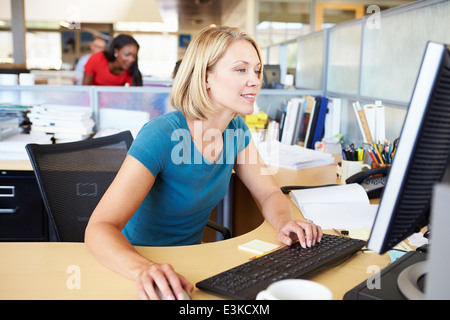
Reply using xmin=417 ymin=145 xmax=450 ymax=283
xmin=122 ymin=111 xmax=251 ymax=246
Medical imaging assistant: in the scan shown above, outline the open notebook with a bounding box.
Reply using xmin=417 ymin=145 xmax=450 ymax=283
xmin=289 ymin=184 xmax=378 ymax=230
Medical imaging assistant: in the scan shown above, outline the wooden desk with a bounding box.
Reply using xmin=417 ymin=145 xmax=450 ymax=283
xmin=0 ymin=163 xmax=390 ymax=300
xmin=0 ymin=160 xmax=32 ymax=171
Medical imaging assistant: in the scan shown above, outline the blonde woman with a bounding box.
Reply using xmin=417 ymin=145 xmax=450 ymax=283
xmin=85 ymin=26 xmax=322 ymax=300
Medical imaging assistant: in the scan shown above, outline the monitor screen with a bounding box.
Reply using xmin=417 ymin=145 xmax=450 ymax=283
xmin=367 ymin=42 xmax=450 ymax=254
xmin=262 ymin=65 xmax=281 ymax=89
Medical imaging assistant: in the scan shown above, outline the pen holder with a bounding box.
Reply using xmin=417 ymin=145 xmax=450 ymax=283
xmin=371 ymin=162 xmax=391 ymax=169
xmin=337 ymin=160 xmax=371 ymax=181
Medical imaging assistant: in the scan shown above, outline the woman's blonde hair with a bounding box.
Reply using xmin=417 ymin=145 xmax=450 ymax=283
xmin=170 ymin=25 xmax=263 ymax=120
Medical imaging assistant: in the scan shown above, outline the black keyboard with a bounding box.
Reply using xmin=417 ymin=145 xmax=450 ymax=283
xmin=196 ymin=234 xmax=366 ymax=299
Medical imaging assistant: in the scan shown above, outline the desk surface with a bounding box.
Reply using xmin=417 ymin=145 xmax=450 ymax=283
xmin=0 ymin=162 xmax=390 ymax=300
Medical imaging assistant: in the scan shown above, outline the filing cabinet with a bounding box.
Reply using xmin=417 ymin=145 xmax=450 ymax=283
xmin=0 ymin=170 xmax=48 ymax=241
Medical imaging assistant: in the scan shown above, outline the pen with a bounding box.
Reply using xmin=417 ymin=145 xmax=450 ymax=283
xmin=358 ymin=148 xmax=363 ymax=161
xmin=250 ymin=248 xmax=280 ymax=260
xmin=368 ymin=150 xmax=378 ymax=163
xmin=387 ymin=144 xmax=391 ymax=164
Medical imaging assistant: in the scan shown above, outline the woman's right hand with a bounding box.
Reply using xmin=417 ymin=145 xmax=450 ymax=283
xmin=135 ymin=262 xmax=193 ymax=300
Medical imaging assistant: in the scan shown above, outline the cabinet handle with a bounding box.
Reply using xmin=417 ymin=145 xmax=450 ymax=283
xmin=0 ymin=208 xmax=18 ymax=214
xmin=0 ymin=186 xmax=15 ymax=197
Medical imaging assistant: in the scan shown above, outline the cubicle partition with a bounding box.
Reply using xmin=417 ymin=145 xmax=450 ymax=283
xmin=0 ymin=85 xmax=175 ymax=137
xmin=261 ymin=0 xmax=450 ymax=145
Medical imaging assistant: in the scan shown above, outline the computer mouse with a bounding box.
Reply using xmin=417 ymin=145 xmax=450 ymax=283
xmin=155 ymin=286 xmax=191 ymax=300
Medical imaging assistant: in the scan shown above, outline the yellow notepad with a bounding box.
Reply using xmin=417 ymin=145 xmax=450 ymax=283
xmin=238 ymin=239 xmax=280 ymax=255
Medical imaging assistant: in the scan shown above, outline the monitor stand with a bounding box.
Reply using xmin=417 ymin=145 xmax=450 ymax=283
xmin=345 ymin=183 xmax=450 ymax=300
xmin=397 ymin=260 xmax=427 ymax=300
xmin=343 ymin=245 xmax=428 ymax=300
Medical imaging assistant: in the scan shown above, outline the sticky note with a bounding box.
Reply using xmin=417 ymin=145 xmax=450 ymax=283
xmin=238 ymin=239 xmax=280 ymax=255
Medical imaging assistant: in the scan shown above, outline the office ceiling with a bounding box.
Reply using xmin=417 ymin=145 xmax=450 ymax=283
xmin=156 ymin=0 xmax=223 ymax=31
xmin=0 ymin=0 xmax=417 ymax=32
xmin=158 ymin=0 xmax=417 ymax=31
xmin=0 ymin=0 xmax=163 ymax=23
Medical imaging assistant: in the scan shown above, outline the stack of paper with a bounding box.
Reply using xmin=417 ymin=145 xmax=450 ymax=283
xmin=0 ymin=132 xmax=53 ymax=160
xmin=257 ymin=140 xmax=334 ymax=170
xmin=289 ymin=184 xmax=378 ymax=230
xmin=29 ymin=105 xmax=94 ymax=141
xmin=0 ymin=104 xmax=32 ymax=136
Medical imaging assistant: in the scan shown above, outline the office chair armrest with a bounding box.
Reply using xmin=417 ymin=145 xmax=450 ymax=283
xmin=206 ymin=220 xmax=231 ymax=240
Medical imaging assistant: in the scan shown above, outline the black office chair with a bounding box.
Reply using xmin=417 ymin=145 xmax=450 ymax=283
xmin=26 ymin=131 xmax=133 ymax=242
xmin=26 ymin=130 xmax=230 ymax=242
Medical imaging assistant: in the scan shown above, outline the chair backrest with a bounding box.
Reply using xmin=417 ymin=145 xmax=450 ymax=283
xmin=26 ymin=131 xmax=133 ymax=242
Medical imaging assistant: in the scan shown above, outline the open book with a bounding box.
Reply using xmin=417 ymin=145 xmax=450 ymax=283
xmin=289 ymin=184 xmax=378 ymax=230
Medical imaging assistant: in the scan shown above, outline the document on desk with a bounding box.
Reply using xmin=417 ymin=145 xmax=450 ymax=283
xmin=0 ymin=132 xmax=53 ymax=160
xmin=289 ymin=184 xmax=378 ymax=230
xmin=257 ymin=140 xmax=334 ymax=170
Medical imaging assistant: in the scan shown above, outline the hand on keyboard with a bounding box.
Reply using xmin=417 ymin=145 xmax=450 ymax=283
xmin=277 ymin=219 xmax=323 ymax=248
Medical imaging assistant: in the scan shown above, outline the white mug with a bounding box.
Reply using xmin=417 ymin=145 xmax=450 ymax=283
xmin=256 ymin=279 xmax=333 ymax=300
xmin=337 ymin=160 xmax=370 ymax=182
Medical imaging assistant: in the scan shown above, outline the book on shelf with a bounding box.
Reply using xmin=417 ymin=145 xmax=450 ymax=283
xmin=265 ymin=119 xmax=279 ymax=142
xmin=280 ymin=98 xmax=304 ymax=145
xmin=297 ymin=96 xmax=315 ymax=147
xmin=323 ymin=97 xmax=341 ymax=141
xmin=276 ymin=95 xmax=331 ymax=149
xmin=306 ymin=96 xmax=329 ymax=149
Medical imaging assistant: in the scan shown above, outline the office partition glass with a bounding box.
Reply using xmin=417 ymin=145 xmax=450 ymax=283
xmin=0 ymin=85 xmax=176 ymax=138
xmin=257 ymin=89 xmax=323 ymax=120
xmin=326 ymin=22 xmax=361 ymax=95
xmin=360 ymin=0 xmax=450 ymax=103
xmin=0 ymin=86 xmax=91 ymax=108
xmin=95 ymin=87 xmax=174 ymax=135
xmin=0 ymin=31 xmax=13 ymax=64
xmin=295 ymin=31 xmax=326 ymax=90
xmin=268 ymin=45 xmax=280 ymax=65
xmin=286 ymin=41 xmax=298 ymax=70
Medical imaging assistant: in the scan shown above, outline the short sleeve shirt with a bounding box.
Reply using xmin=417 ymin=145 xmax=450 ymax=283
xmin=122 ymin=111 xmax=252 ymax=246
xmin=84 ymin=51 xmax=132 ymax=86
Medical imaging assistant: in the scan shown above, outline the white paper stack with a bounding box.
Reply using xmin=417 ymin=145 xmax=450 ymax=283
xmin=257 ymin=140 xmax=334 ymax=170
xmin=29 ymin=105 xmax=94 ymax=141
xmin=0 ymin=131 xmax=53 ymax=160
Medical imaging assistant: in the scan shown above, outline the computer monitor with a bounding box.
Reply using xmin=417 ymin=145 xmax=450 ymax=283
xmin=366 ymin=42 xmax=450 ymax=299
xmin=262 ymin=64 xmax=281 ymax=89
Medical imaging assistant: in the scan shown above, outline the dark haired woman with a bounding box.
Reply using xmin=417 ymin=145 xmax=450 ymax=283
xmin=83 ymin=34 xmax=143 ymax=86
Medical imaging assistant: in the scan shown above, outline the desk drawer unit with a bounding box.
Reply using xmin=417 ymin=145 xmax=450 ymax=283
xmin=0 ymin=170 xmax=47 ymax=241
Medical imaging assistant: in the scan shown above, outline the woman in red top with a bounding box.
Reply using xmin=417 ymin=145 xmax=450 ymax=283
xmin=83 ymin=34 xmax=143 ymax=86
